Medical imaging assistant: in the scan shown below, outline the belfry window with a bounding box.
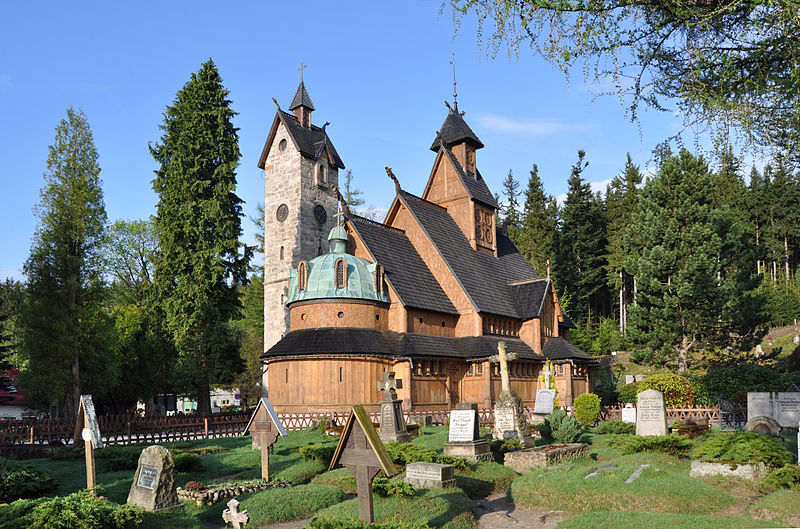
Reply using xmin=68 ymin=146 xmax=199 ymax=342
xmin=335 ymin=258 xmax=347 ymax=289
xmin=317 ymin=164 xmax=327 ymax=186
xmin=298 ymin=261 xmax=308 ymax=291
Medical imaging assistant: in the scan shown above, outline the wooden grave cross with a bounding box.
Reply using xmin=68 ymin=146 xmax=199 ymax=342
xmin=222 ymin=498 xmax=250 ymax=529
xmin=329 ymin=406 xmax=396 ymax=523
xmin=377 ymin=371 xmax=402 ymax=402
xmin=489 ymin=341 xmax=518 ymax=394
xmin=74 ymin=395 xmax=104 ymax=492
xmin=243 ymin=397 xmax=287 ymax=481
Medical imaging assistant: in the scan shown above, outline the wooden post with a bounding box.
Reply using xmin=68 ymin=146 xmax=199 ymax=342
xmin=29 ymin=426 xmax=34 ymax=444
xmin=127 ymin=421 xmax=131 ymax=445
xmin=260 ymin=431 xmax=270 ymax=481
xmin=356 ymin=465 xmax=375 ymax=523
xmin=83 ymin=418 xmax=96 ymax=493
xmin=204 ymin=417 xmax=209 ymax=439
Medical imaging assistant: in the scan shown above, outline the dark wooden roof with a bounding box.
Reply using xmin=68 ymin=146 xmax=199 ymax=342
xmin=542 ymin=337 xmax=597 ymax=364
xmin=430 ymin=109 xmax=484 ymax=151
xmin=399 ymin=191 xmax=538 ymax=318
xmin=349 ymin=216 xmax=458 ymax=315
xmin=437 ymin=147 xmax=498 ymax=209
xmin=509 ymin=279 xmax=551 ymax=320
xmin=262 ymin=328 xmax=543 ymax=361
xmin=559 ymin=312 xmax=577 ymax=329
xmin=289 ymin=81 xmax=315 ymax=110
xmin=257 ymin=110 xmax=344 ymax=170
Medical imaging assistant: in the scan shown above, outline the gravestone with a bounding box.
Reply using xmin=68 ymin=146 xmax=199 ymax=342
xmin=625 ymin=375 xmax=647 ymax=385
xmin=635 ymin=389 xmax=667 ymax=436
xmin=222 ymin=498 xmax=250 ymax=528
xmin=533 ymin=390 xmax=556 ymax=415
xmin=744 ymin=415 xmax=782 ymax=437
xmin=621 ymin=403 xmax=637 ymax=424
xmin=243 ymin=397 xmax=287 ymax=480
xmin=443 ymin=402 xmax=491 ymax=461
xmin=404 ymin=462 xmax=456 ymax=488
xmin=490 ymin=342 xmax=534 ymax=447
xmin=747 ymin=392 xmax=800 ymax=427
xmin=127 ymin=445 xmax=180 ymax=511
xmin=329 ymin=406 xmax=396 ymax=523
xmin=377 ymin=372 xmax=411 ymax=443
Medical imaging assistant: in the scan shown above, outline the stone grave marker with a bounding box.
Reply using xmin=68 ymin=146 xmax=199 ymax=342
xmin=377 ymin=372 xmax=411 ymax=443
xmin=448 ymin=409 xmax=478 ymax=442
xmin=443 ymin=403 xmax=492 ymax=461
xmin=635 ymin=389 xmax=667 ymax=436
xmin=621 ymin=403 xmax=637 ymax=424
xmin=748 ymin=391 xmax=800 ymax=427
xmin=127 ymin=445 xmax=180 ymax=511
xmin=490 ymin=342 xmax=533 ymax=447
xmin=533 ymin=389 xmax=556 ymax=415
xmin=75 ymin=395 xmax=104 ymax=491
xmin=329 ymin=405 xmax=396 ymax=523
xmin=243 ymin=397 xmax=287 ymax=481
xmin=404 ymin=462 xmax=456 ymax=488
xmin=222 ymin=498 xmax=249 ymax=528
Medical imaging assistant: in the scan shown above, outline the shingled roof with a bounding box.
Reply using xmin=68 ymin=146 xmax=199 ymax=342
xmin=257 ymin=110 xmax=345 ymax=169
xmin=263 ymin=328 xmax=543 ymax=361
xmin=509 ymin=279 xmax=551 ymax=320
xmin=349 ymin=216 xmax=458 ymax=315
xmin=437 ymin=147 xmax=498 ymax=209
xmin=289 ymin=81 xmax=315 ymax=110
xmin=399 ymin=191 xmax=537 ymax=318
xmin=430 ymin=109 xmax=484 ymax=151
xmin=542 ymin=337 xmax=598 ymax=364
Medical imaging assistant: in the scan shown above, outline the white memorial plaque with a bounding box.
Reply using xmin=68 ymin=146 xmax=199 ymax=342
xmin=448 ymin=410 xmax=477 ymax=442
xmin=533 ymin=389 xmax=556 ymax=415
xmin=621 ymin=404 xmax=637 ymax=424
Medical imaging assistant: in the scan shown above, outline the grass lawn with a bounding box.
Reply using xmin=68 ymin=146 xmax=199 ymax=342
xmin=555 ymin=511 xmax=775 ymax=529
xmin=748 ymin=488 xmax=800 ymax=527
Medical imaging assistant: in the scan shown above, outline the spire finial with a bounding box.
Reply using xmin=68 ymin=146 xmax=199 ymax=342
xmin=450 ymin=52 xmax=458 ymax=112
xmin=298 ymin=60 xmax=308 ymax=82
xmin=385 ymin=167 xmax=402 ymax=194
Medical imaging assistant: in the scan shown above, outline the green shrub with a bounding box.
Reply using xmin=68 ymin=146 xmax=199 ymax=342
xmin=693 ymin=363 xmax=800 ymax=405
xmin=372 ymin=476 xmax=416 ymax=497
xmin=637 ymin=373 xmax=695 ymax=407
xmin=608 ymin=434 xmax=693 ymax=456
xmin=696 ymin=432 xmax=792 ymax=466
xmin=173 ymin=452 xmax=204 ymax=473
xmin=307 ymin=519 xmax=432 ymax=529
xmin=489 ymin=438 xmax=522 ymax=464
xmin=539 ymin=408 xmax=582 ymax=444
xmin=298 ymin=442 xmax=337 ymax=465
xmin=617 ymin=382 xmax=640 ymax=403
xmin=591 ymin=419 xmax=635 ymax=435
xmin=8 ymin=489 xmax=142 ymax=529
xmin=760 ymin=464 xmax=800 ymax=492
xmin=384 ymin=442 xmax=471 ymax=471
xmin=0 ymin=462 xmax=58 ymax=502
xmin=96 ymin=446 xmax=140 ymax=472
xmin=574 ymin=393 xmax=602 ymax=427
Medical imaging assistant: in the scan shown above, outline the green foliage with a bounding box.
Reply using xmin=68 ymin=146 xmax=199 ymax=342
xmin=759 ymin=464 xmax=800 ymax=492
xmin=307 ymin=519 xmax=432 ymax=529
xmin=696 ymin=432 xmax=792 ymax=466
xmin=384 ymin=442 xmax=471 ymax=471
xmin=513 ymin=163 xmax=557 ymax=278
xmin=5 ymin=489 xmax=142 ymax=529
xmin=637 ymin=373 xmax=694 ymax=407
xmin=591 ymin=419 xmax=635 ymax=435
xmin=151 ymin=59 xmax=250 ymax=413
xmin=617 ymin=382 xmax=640 ymax=404
xmin=95 ymin=446 xmax=140 ymax=472
xmin=574 ymin=393 xmax=602 ymax=427
xmin=0 ymin=461 xmax=58 ymax=502
xmin=608 ymin=434 xmax=693 ymax=456
xmin=173 ymin=453 xmax=204 ymax=473
xmin=298 ymin=442 xmax=337 ymax=465
xmin=539 ymin=408 xmax=582 ymax=444
xmin=692 ymin=363 xmax=800 ymax=405
xmin=232 ymin=275 xmax=264 ymax=406
xmin=311 ymin=468 xmax=357 ymax=494
xmin=455 ymin=461 xmax=518 ymax=499
xmin=372 ymin=476 xmax=416 ymax=497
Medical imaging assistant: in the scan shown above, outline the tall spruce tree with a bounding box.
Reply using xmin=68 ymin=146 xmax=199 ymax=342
xmin=500 ymin=169 xmax=520 ymax=236
xmin=20 ymin=108 xmax=113 ymax=415
xmin=628 ymin=149 xmax=763 ymax=372
xmin=605 ymin=154 xmax=641 ymax=334
xmin=516 ymin=164 xmax=557 ymax=278
xmin=151 ymin=59 xmax=250 ymax=415
xmin=556 ymin=151 xmax=608 ymax=322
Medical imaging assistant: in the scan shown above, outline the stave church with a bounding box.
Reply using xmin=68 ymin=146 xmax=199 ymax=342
xmin=260 ymin=80 xmax=597 ymax=413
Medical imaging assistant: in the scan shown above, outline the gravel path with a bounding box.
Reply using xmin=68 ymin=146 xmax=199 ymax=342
xmin=473 ymin=493 xmax=570 ymax=529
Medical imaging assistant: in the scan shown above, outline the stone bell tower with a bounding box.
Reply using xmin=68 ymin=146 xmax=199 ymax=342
xmin=257 ymin=81 xmax=346 ymax=377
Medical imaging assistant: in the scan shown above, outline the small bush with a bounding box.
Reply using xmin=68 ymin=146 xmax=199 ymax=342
xmin=96 ymin=446 xmax=140 ymax=472
xmin=372 ymin=476 xmax=416 ymax=497
xmin=184 ymin=480 xmax=203 ymax=491
xmin=298 ymin=442 xmax=337 ymax=465
xmin=617 ymin=382 xmax=640 ymax=404
xmin=539 ymin=408 xmax=582 ymax=444
xmin=384 ymin=442 xmax=470 ymax=471
xmin=9 ymin=489 xmax=142 ymax=529
xmin=696 ymin=432 xmax=792 ymax=466
xmin=591 ymin=419 xmax=635 ymax=435
xmin=574 ymin=393 xmax=602 ymax=427
xmin=608 ymin=434 xmax=693 ymax=456
xmin=173 ymin=452 xmax=204 ymax=473
xmin=637 ymin=373 xmax=694 ymax=407
xmin=307 ymin=519 xmax=432 ymax=529
xmin=760 ymin=464 xmax=800 ymax=492
xmin=0 ymin=462 xmax=58 ymax=502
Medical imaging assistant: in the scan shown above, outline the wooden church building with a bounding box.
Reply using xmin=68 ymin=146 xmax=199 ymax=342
xmin=260 ymin=82 xmax=598 ymax=413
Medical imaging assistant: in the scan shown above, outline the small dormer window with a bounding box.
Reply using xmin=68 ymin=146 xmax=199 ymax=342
xmin=375 ymin=263 xmax=384 ymax=294
xmin=335 ymin=258 xmax=347 ymax=289
xmin=317 ymin=164 xmax=327 ymax=186
xmin=298 ymin=261 xmax=308 ymax=291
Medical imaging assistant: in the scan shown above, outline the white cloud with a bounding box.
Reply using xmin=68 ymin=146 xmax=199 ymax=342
xmin=555 ymin=178 xmax=612 ymax=206
xmin=476 ymin=112 xmax=596 ymax=136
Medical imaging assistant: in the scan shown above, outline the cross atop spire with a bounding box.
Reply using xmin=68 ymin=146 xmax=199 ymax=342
xmin=298 ymin=60 xmax=308 ymax=82
xmin=450 ymin=53 xmax=458 ymax=112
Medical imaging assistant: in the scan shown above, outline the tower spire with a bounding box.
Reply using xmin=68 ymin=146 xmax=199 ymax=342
xmin=450 ymin=52 xmax=458 ymax=112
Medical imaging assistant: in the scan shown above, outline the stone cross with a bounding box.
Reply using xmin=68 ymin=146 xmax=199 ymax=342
xmin=539 ymin=361 xmax=555 ymax=389
xmin=377 ymin=372 xmax=402 ymax=402
xmin=222 ymin=498 xmax=249 ymax=529
xmin=489 ymin=341 xmax=518 ymax=394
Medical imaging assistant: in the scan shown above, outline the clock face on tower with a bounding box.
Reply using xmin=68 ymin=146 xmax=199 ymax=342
xmin=314 ymin=205 xmax=327 ymax=225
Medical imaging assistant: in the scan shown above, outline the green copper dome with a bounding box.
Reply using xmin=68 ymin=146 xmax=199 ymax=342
xmin=287 ymin=223 xmax=389 ymax=305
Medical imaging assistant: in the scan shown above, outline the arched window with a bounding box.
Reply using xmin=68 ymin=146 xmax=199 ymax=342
xmin=335 ymin=258 xmax=347 ymax=289
xmin=374 ymin=263 xmax=383 ymax=294
xmin=298 ymin=261 xmax=308 ymax=291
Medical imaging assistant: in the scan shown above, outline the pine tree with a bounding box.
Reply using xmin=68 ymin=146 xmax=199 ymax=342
xmin=500 ymin=169 xmax=520 ymax=235
xmin=516 ymin=164 xmax=557 ymax=278
xmin=628 ymin=149 xmax=764 ymax=372
xmin=151 ymin=59 xmax=250 ymax=415
xmin=20 ymin=108 xmax=113 ymax=415
xmin=343 ymin=170 xmax=365 ymax=209
xmin=556 ymin=151 xmax=608 ymax=322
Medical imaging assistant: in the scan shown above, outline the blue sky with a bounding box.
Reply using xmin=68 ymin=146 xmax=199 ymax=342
xmin=0 ymin=1 xmax=692 ymax=280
